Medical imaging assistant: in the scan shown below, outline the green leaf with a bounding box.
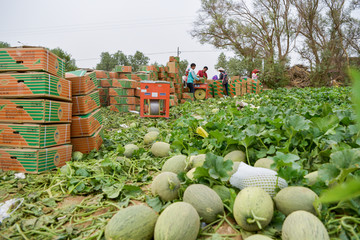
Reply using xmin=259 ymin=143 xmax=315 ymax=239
xmin=320 ymin=178 xmax=360 ymax=203
xmin=286 ymin=114 xmax=310 ymax=132
xmin=75 ymin=168 xmax=90 ymax=177
xmin=122 ymin=185 xmax=142 ymax=197
xmin=311 ymin=115 xmax=340 ymax=134
xmin=350 ymin=69 xmax=360 ymax=126
xmin=102 ymin=183 xmax=123 ymax=199
xmin=145 ymin=196 xmax=163 ymax=212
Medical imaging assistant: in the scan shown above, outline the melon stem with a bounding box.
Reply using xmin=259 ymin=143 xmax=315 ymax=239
xmin=246 ymin=210 xmax=267 ymax=229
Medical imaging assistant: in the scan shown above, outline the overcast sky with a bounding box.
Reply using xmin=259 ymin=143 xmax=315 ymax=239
xmin=0 ymin=0 xmax=234 ymax=77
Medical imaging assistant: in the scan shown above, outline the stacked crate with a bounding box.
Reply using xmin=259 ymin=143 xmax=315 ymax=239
xmin=166 ymin=56 xmax=182 ymax=105
xmin=108 ymin=66 xmax=142 ymax=113
xmin=211 ymin=80 xmax=225 ymax=98
xmin=0 ymin=47 xmax=72 ymax=173
xmin=65 ymin=70 xmax=103 ymax=154
xmin=95 ymin=70 xmax=111 ymax=107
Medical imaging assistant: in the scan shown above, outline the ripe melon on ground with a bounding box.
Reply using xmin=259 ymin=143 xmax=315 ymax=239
xmin=190 ymin=154 xmax=206 ymax=167
xmin=148 ymin=127 xmax=160 ymax=133
xmin=144 ymin=131 xmax=159 ymax=145
xmin=254 ymin=158 xmax=275 ymax=169
xmin=273 ymin=186 xmax=320 ymax=216
xmin=151 ymin=172 xmax=180 ymax=201
xmin=304 ymin=171 xmax=319 ymax=186
xmin=233 ymin=187 xmax=274 ymax=231
xmin=151 ymin=142 xmax=170 ymax=157
xmin=224 ymin=150 xmax=246 ymax=162
xmin=123 ymin=144 xmax=139 ymax=158
xmin=245 ymin=234 xmax=273 ymax=240
xmin=282 ymin=210 xmax=329 ymax=240
xmin=105 ymin=205 xmax=158 ymax=240
xmin=154 ymin=202 xmax=200 ymax=240
xmin=227 ymin=161 xmax=240 ymax=176
xmin=183 ymin=184 xmax=224 ymax=223
xmin=162 ymin=155 xmax=187 ymax=174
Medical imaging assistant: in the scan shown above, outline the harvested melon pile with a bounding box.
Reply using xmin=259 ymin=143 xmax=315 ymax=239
xmin=1 ymin=87 xmax=359 ymax=239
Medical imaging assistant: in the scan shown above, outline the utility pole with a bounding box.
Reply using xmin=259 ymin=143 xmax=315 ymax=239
xmin=177 ymin=47 xmax=181 ymax=57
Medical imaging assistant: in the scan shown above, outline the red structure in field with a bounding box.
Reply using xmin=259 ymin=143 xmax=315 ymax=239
xmin=140 ymin=81 xmax=170 ymax=118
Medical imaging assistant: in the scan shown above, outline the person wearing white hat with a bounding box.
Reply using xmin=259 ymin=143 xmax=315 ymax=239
xmin=218 ymin=68 xmax=229 ymax=96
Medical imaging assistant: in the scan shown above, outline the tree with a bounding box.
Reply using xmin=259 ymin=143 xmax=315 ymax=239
xmin=0 ymin=41 xmax=10 ymax=48
xmin=50 ymin=47 xmax=77 ymax=72
xmin=179 ymin=59 xmax=189 ymax=75
xmin=214 ymin=52 xmax=228 ymax=70
xmin=96 ymin=50 xmax=149 ymax=72
xmin=192 ymin=0 xmax=296 ymax=87
xmin=215 ymin=52 xmax=262 ymax=77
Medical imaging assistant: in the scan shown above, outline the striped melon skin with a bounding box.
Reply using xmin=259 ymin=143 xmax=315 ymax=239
xmin=151 ymin=172 xmax=180 ymax=201
xmin=233 ymin=187 xmax=274 ymax=231
xmin=282 ymin=210 xmax=329 ymax=240
xmin=162 ymin=155 xmax=187 ymax=174
xmin=274 ymin=186 xmax=319 ymax=216
xmin=183 ymin=184 xmax=224 ymax=223
xmin=154 ymin=202 xmax=200 ymax=240
xmin=105 ymin=205 xmax=158 ymax=240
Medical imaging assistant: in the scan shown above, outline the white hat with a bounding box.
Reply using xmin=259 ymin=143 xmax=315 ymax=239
xmin=218 ymin=67 xmax=225 ymax=72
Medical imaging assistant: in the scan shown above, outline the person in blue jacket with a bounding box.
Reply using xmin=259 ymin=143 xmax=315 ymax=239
xmin=187 ymin=63 xmax=199 ymax=93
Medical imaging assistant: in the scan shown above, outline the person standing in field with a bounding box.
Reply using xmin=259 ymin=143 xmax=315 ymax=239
xmin=197 ymin=66 xmax=208 ymax=79
xmin=218 ymin=67 xmax=229 ymax=96
xmin=252 ymin=69 xmax=259 ymax=80
xmin=187 ymin=63 xmax=199 ymax=93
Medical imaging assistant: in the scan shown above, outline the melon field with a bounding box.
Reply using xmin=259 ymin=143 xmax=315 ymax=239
xmin=1 ymin=86 xmax=360 ymax=240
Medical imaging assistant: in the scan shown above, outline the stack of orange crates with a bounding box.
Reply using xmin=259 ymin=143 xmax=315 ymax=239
xmin=65 ymin=70 xmax=103 ymax=154
xmin=0 ymin=47 xmax=72 ymax=173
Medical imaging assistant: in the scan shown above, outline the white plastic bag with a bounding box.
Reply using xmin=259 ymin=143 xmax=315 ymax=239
xmin=230 ymin=162 xmax=288 ymax=197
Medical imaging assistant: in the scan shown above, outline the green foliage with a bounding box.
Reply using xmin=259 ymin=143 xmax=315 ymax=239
xmin=50 ymin=47 xmax=77 ymax=72
xmin=0 ymin=41 xmax=10 ymax=48
xmin=261 ymin=61 xmax=289 ymax=88
xmin=96 ymin=50 xmax=149 ymax=72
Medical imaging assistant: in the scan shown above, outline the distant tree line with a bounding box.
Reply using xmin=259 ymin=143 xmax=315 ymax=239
xmin=193 ymin=0 xmax=360 ymax=87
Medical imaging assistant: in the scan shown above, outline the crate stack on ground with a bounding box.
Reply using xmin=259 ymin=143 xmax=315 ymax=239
xmin=95 ymin=70 xmax=111 ymax=107
xmin=166 ymin=56 xmax=183 ymax=105
xmin=0 ymin=47 xmax=72 ymax=173
xmin=107 ymin=66 xmax=142 ymax=113
xmin=65 ymin=70 xmax=103 ymax=154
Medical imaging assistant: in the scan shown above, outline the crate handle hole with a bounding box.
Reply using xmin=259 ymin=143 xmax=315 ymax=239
xmin=16 ymin=106 xmax=24 ymax=109
xmin=16 ymin=61 xmax=23 ymax=64
xmin=13 ymin=131 xmax=19 ymax=134
xmin=10 ymin=156 xmax=17 ymax=159
xmin=17 ymin=80 xmax=24 ymax=83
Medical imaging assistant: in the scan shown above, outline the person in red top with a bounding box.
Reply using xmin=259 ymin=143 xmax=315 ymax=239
xmin=197 ymin=66 xmax=208 ymax=79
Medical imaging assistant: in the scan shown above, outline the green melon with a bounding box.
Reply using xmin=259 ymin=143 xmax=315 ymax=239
xmin=151 ymin=142 xmax=171 ymax=157
xmin=224 ymin=150 xmax=246 ymax=162
xmin=183 ymin=184 xmax=224 ymax=223
xmin=304 ymin=171 xmax=319 ymax=186
xmin=123 ymin=144 xmax=139 ymax=158
xmin=144 ymin=131 xmax=159 ymax=145
xmin=154 ymin=202 xmax=200 ymax=240
xmin=212 ymin=185 xmax=231 ymax=202
xmin=282 ymin=210 xmax=329 ymax=240
xmin=162 ymin=155 xmax=187 ymax=174
xmin=254 ymin=158 xmax=275 ymax=169
xmin=186 ymin=168 xmax=196 ymax=180
xmin=148 ymin=127 xmax=160 ymax=133
xmin=190 ymin=154 xmax=206 ymax=167
xmin=151 ymin=172 xmax=180 ymax=201
xmin=245 ymin=234 xmax=273 ymax=240
xmin=227 ymin=161 xmax=240 ymax=176
xmin=105 ymin=205 xmax=158 ymax=240
xmin=274 ymin=186 xmax=320 ymax=216
xmin=233 ymin=187 xmax=274 ymax=231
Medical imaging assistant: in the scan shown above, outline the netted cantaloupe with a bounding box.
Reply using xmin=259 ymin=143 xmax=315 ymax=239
xmin=183 ymin=184 xmax=224 ymax=223
xmin=304 ymin=171 xmax=319 ymax=186
xmin=105 ymin=205 xmax=158 ymax=240
xmin=151 ymin=172 xmax=180 ymax=201
xmin=190 ymin=154 xmax=206 ymax=167
xmin=186 ymin=168 xmax=196 ymax=180
xmin=123 ymin=144 xmax=139 ymax=158
xmin=254 ymin=158 xmax=275 ymax=169
xmin=154 ymin=202 xmax=200 ymax=240
xmin=282 ymin=210 xmax=329 ymax=240
xmin=162 ymin=155 xmax=187 ymax=174
xmin=245 ymin=234 xmax=273 ymax=240
xmin=274 ymin=186 xmax=320 ymax=216
xmin=233 ymin=187 xmax=274 ymax=231
xmin=224 ymin=150 xmax=246 ymax=162
xmin=144 ymin=131 xmax=159 ymax=145
xmin=151 ymin=142 xmax=170 ymax=157
xmin=227 ymin=161 xmax=240 ymax=176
